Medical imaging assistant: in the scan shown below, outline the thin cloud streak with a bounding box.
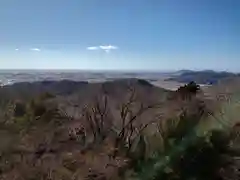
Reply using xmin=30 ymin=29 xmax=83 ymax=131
xmin=86 ymin=45 xmax=118 ymax=52
xmin=30 ymin=48 xmax=41 ymax=51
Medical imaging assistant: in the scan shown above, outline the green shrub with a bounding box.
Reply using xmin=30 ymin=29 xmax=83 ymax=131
xmin=129 ymin=109 xmax=240 ymax=180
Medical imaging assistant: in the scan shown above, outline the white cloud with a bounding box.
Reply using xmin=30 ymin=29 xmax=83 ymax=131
xmin=99 ymin=45 xmax=118 ymax=50
xmin=30 ymin=48 xmax=41 ymax=51
xmin=87 ymin=45 xmax=118 ymax=53
xmin=15 ymin=48 xmax=19 ymax=51
xmin=87 ymin=46 xmax=99 ymax=50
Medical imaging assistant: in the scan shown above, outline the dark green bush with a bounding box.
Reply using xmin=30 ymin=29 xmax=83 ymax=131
xmin=176 ymin=81 xmax=200 ymax=100
xmin=32 ymin=103 xmax=47 ymax=117
xmin=14 ymin=101 xmax=26 ymax=117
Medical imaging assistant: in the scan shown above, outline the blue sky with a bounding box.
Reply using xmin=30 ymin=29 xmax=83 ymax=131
xmin=0 ymin=0 xmax=239 ymax=71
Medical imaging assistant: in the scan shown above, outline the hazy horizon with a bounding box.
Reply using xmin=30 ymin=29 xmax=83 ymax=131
xmin=0 ymin=68 xmax=238 ymax=73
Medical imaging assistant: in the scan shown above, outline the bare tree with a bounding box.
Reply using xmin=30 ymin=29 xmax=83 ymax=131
xmin=80 ymin=84 xmax=161 ymax=156
xmin=82 ymin=90 xmax=111 ymax=144
xmin=112 ymin=85 xmax=161 ymax=156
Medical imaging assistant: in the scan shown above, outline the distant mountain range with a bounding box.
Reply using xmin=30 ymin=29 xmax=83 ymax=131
xmin=0 ymin=69 xmax=239 ymax=87
xmin=0 ymin=70 xmax=172 ymax=86
xmin=167 ymin=70 xmax=240 ymax=84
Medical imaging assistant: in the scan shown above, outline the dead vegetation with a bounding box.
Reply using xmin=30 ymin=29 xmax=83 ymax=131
xmin=0 ymin=80 xmax=239 ymax=180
